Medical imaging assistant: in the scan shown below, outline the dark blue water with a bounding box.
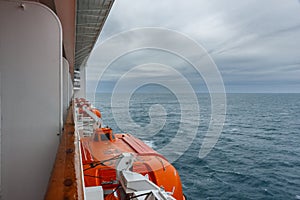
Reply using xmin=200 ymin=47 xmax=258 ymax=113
xmin=93 ymin=93 xmax=300 ymax=200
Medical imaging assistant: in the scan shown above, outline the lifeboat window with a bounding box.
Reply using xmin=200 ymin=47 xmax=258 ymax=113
xmin=111 ymin=134 xmax=115 ymax=140
xmin=100 ymin=133 xmax=110 ymax=141
xmin=93 ymin=134 xmax=99 ymax=142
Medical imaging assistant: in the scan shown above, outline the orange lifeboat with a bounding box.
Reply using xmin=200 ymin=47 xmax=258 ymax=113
xmin=91 ymin=108 xmax=101 ymax=118
xmin=81 ymin=127 xmax=185 ymax=200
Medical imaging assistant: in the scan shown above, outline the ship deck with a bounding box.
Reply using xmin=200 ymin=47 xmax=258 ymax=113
xmin=45 ymin=103 xmax=84 ymax=199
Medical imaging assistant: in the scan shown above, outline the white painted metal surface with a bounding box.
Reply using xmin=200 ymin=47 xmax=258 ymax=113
xmin=63 ymin=58 xmax=71 ymax=123
xmin=119 ymin=170 xmax=176 ymax=200
xmin=116 ymin=153 xmax=175 ymax=200
xmin=82 ymin=105 xmax=102 ymax=127
xmin=68 ymin=69 xmax=74 ymax=104
xmin=120 ymin=170 xmax=158 ymax=193
xmin=85 ymin=186 xmax=104 ymax=200
xmin=0 ymin=1 xmax=62 ymax=199
xmin=115 ymin=153 xmax=135 ymax=179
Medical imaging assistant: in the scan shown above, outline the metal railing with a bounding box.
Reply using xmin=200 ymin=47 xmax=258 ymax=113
xmin=74 ymin=99 xmax=102 ymax=138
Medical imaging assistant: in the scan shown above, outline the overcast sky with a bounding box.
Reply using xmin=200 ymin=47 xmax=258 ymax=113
xmin=87 ymin=0 xmax=300 ymax=93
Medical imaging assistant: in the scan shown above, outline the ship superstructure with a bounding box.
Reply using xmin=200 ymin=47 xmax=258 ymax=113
xmin=0 ymin=1 xmax=185 ymax=199
xmin=0 ymin=0 xmax=113 ymax=199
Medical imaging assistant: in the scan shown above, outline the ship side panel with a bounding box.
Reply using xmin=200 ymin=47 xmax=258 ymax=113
xmin=0 ymin=1 xmax=62 ymax=199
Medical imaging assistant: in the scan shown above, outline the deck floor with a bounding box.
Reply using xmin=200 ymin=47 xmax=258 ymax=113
xmin=45 ymin=102 xmax=84 ymax=200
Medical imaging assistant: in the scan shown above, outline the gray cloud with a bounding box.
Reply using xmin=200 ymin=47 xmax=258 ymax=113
xmin=88 ymin=0 xmax=300 ymax=93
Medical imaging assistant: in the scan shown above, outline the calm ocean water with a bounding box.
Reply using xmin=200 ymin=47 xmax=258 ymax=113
xmin=93 ymin=93 xmax=300 ymax=200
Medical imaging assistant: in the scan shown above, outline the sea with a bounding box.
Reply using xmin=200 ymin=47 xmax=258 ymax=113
xmin=93 ymin=93 xmax=300 ymax=200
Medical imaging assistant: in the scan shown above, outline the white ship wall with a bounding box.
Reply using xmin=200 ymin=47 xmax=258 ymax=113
xmin=63 ymin=58 xmax=73 ymax=122
xmin=0 ymin=1 xmax=63 ymax=199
